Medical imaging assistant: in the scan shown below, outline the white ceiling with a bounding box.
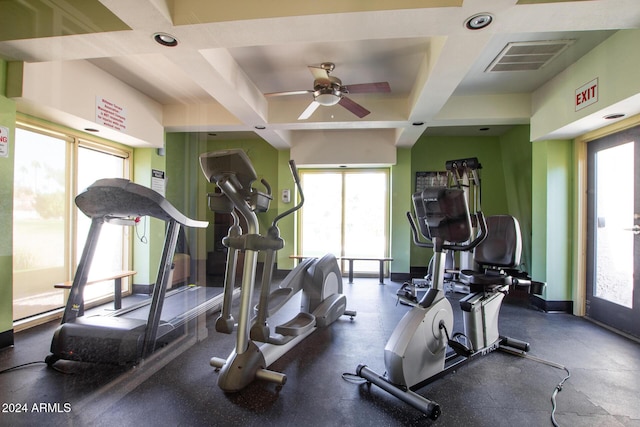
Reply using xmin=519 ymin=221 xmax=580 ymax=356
xmin=1 ymin=0 xmax=639 ymax=148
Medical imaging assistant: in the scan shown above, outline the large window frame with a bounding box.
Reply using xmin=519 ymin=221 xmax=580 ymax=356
xmin=13 ymin=119 xmax=133 ymax=328
xmin=297 ymin=168 xmax=390 ymax=277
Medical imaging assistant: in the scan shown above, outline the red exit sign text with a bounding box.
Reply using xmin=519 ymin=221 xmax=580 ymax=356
xmin=575 ymin=78 xmax=598 ymax=111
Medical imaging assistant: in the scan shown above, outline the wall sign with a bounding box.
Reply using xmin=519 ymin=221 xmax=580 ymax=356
xmin=96 ymin=96 xmax=127 ymax=132
xmin=0 ymin=126 xmax=9 ymax=158
xmin=415 ymin=171 xmax=448 ymax=192
xmin=575 ymin=78 xmax=598 ymax=111
xmin=151 ymin=169 xmax=165 ymax=197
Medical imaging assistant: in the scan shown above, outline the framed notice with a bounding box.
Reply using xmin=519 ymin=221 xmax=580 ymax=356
xmin=415 ymin=171 xmax=448 ymax=193
xmin=151 ymin=169 xmax=166 ymax=197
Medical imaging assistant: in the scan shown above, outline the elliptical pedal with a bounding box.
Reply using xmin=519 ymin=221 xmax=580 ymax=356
xmin=275 ymin=312 xmax=316 ymax=337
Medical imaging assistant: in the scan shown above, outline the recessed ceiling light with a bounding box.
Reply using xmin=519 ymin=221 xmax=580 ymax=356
xmin=254 ymin=125 xmax=266 ymax=130
xmin=153 ymin=32 xmax=178 ymax=47
xmin=465 ymin=13 xmax=493 ymax=30
xmin=603 ymin=113 xmax=625 ymax=120
xmin=84 ymin=128 xmax=99 ymax=132
xmin=412 ymin=121 xmax=425 ymax=126
xmin=479 ymin=127 xmax=490 ymax=131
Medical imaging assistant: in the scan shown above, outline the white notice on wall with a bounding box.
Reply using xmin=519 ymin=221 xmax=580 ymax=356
xmin=96 ymin=96 xmax=127 ymax=132
xmin=0 ymin=126 xmax=9 ymax=158
xmin=151 ymin=169 xmax=166 ymax=197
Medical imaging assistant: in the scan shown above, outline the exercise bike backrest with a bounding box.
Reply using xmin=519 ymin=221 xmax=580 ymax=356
xmin=407 ymin=187 xmax=487 ymax=253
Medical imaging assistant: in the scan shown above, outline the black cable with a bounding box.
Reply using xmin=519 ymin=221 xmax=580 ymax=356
xmin=551 ymin=366 xmax=571 ymax=427
xmin=0 ymin=361 xmax=47 ymax=374
xmin=500 ymin=348 xmax=570 ymax=426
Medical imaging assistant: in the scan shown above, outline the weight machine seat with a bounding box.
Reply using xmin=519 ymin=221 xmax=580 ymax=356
xmin=459 ymin=215 xmax=522 ymax=289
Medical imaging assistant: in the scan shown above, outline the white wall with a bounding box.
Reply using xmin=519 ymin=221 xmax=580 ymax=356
xmin=290 ymin=129 xmax=397 ymax=167
xmin=9 ymin=60 xmax=164 ymax=148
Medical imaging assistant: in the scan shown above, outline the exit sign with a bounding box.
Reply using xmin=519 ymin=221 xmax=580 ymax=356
xmin=575 ymin=78 xmax=598 ymax=111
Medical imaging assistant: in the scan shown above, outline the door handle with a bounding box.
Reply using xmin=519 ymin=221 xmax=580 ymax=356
xmin=624 ymin=225 xmax=640 ymax=234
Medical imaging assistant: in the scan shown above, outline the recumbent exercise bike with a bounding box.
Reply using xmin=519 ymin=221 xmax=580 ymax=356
xmin=356 ymin=186 xmax=543 ymax=420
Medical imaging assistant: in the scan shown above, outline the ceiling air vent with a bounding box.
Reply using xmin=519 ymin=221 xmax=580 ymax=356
xmin=486 ymin=40 xmax=575 ymax=72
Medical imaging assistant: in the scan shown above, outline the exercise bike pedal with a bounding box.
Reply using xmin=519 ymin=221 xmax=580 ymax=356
xmin=396 ymin=283 xmax=418 ymax=306
xmin=442 ymin=327 xmax=474 ymax=358
xmin=447 ymin=339 xmax=473 ymax=358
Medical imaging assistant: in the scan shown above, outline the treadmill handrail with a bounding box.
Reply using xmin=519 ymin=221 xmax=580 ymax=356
xmin=75 ymin=178 xmax=208 ymax=228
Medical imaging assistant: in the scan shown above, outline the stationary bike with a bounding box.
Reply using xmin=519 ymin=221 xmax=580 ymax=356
xmin=199 ymin=149 xmax=356 ymax=392
xmin=356 ymin=186 xmax=541 ymax=420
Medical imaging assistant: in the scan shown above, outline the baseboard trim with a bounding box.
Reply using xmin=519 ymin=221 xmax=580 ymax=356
xmin=529 ymin=295 xmax=573 ymax=313
xmin=133 ymin=283 xmax=154 ymax=295
xmin=0 ymin=329 xmax=14 ymax=349
xmin=390 ymin=272 xmax=412 ymax=282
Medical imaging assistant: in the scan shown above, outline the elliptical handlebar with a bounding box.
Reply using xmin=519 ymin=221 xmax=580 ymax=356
xmin=272 ymin=160 xmax=305 ymax=227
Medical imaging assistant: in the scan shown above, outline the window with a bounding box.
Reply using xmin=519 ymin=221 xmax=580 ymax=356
xmin=12 ymin=123 xmax=131 ymax=322
xmin=298 ymin=169 xmax=389 ymax=276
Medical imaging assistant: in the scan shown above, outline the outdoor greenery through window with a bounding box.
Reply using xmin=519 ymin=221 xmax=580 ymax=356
xmin=12 ymin=124 xmax=131 ymax=322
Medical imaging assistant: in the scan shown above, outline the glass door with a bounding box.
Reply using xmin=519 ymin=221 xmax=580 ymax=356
xmin=586 ymin=126 xmax=640 ymax=337
xmin=299 ymin=169 xmax=389 ymax=276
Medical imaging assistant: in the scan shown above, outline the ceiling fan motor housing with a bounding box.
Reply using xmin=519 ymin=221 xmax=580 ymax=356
xmin=313 ymin=76 xmax=343 ymax=105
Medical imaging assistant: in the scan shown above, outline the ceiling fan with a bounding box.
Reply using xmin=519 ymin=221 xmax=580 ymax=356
xmin=265 ymin=62 xmax=391 ymax=120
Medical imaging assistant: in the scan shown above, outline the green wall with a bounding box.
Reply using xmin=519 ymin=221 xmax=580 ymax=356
xmin=0 ymin=59 xmax=16 ymax=339
xmin=532 ymin=139 xmax=573 ymax=301
xmin=409 ymin=134 xmax=509 ymax=268
xmin=132 ymin=147 xmax=166 ymax=285
xmin=407 ymin=128 xmax=536 ymax=276
xmin=499 ymin=125 xmax=534 ymax=272
xmin=390 ymin=148 xmax=412 ymax=275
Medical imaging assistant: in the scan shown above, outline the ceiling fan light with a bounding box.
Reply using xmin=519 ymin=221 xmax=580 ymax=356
xmin=314 ymin=87 xmax=340 ymax=106
xmin=315 ymin=94 xmax=338 ymax=106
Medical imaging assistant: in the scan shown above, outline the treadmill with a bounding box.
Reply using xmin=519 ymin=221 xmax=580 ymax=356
xmin=46 ymin=178 xmax=222 ymax=366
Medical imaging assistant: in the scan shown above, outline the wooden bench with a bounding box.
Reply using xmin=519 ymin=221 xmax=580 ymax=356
xmin=289 ymin=256 xmax=393 ymax=284
xmin=54 ymin=270 xmax=137 ymax=311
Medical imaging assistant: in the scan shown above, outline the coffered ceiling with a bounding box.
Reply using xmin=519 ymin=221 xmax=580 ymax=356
xmin=0 ymin=0 xmax=638 ymax=148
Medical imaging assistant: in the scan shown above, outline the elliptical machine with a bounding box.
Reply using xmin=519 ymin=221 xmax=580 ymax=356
xmin=199 ymin=149 xmax=356 ymax=392
xmin=356 ymin=185 xmax=541 ymax=420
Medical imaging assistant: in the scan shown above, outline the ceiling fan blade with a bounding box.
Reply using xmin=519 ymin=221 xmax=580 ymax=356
xmin=344 ymin=82 xmax=391 ymax=94
xmin=298 ymin=101 xmax=321 ymax=120
xmin=265 ymin=90 xmax=313 ymax=97
xmin=308 ymin=66 xmax=330 ymax=85
xmin=338 ymin=96 xmax=370 ymax=118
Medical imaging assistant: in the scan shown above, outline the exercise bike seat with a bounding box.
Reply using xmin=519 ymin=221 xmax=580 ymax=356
xmin=459 ymin=215 xmax=522 ymax=290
